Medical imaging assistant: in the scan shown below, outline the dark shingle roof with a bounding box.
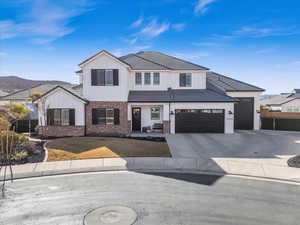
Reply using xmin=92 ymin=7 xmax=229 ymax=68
xmin=207 ymin=72 xmax=264 ymax=92
xmin=120 ymin=51 xmax=208 ymax=70
xmin=128 ymin=89 xmax=238 ymax=102
xmin=120 ymin=54 xmax=168 ymax=70
xmin=1 ymin=83 xmax=83 ymax=100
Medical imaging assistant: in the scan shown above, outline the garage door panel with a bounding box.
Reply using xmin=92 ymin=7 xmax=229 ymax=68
xmin=175 ymin=109 xmax=224 ymax=133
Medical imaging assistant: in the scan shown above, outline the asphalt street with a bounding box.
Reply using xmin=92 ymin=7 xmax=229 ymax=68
xmin=0 ymin=171 xmax=300 ymax=225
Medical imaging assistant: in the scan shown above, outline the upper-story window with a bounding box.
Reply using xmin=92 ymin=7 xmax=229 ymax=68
xmin=179 ymin=73 xmax=192 ymax=87
xmin=91 ymin=69 xmax=119 ymax=86
xmin=144 ymin=73 xmax=151 ymax=85
xmin=153 ymin=73 xmax=160 ymax=85
xmin=135 ymin=72 xmax=142 ymax=85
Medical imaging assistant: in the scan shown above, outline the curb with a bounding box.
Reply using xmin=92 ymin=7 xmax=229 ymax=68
xmin=43 ymin=141 xmax=49 ymax=162
xmin=3 ymin=166 xmax=300 ymax=185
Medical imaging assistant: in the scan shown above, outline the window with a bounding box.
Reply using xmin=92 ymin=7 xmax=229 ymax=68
xmin=135 ymin=72 xmax=142 ymax=85
xmin=151 ymin=107 xmax=160 ymax=120
xmin=92 ymin=108 xmax=120 ymax=125
xmin=144 ymin=73 xmax=151 ymax=85
xmin=91 ymin=69 xmax=119 ymax=86
xmin=47 ymin=109 xmax=75 ymax=126
xmin=153 ymin=73 xmax=160 ymax=85
xmin=179 ymin=73 xmax=192 ymax=87
xmin=105 ymin=70 xmax=113 ymax=86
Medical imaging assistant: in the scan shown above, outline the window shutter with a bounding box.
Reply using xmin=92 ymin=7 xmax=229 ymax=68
xmin=69 ymin=109 xmax=75 ymax=126
xmin=92 ymin=109 xmax=98 ymax=125
xmin=99 ymin=69 xmax=105 ymax=86
xmin=113 ymin=69 xmax=119 ymax=86
xmin=180 ymin=73 xmax=186 ymax=87
xmin=91 ymin=69 xmax=97 ymax=86
xmin=114 ymin=108 xmax=120 ymax=125
xmin=47 ymin=109 xmax=54 ymax=125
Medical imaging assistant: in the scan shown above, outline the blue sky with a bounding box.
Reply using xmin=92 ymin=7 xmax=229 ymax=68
xmin=0 ymin=0 xmax=300 ymax=94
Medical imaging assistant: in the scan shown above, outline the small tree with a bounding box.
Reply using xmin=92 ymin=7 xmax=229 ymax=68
xmin=10 ymin=103 xmax=30 ymax=120
xmin=30 ymin=92 xmax=43 ymax=102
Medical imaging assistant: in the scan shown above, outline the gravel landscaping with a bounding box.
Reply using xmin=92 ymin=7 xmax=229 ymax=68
xmin=287 ymin=155 xmax=300 ymax=168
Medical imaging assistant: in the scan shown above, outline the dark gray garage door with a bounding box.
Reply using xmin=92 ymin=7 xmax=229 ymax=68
xmin=175 ymin=109 xmax=224 ymax=133
xmin=234 ymin=97 xmax=254 ymax=130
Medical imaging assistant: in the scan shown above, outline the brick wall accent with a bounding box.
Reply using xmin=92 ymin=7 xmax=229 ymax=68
xmin=86 ymin=101 xmax=129 ymax=136
xmin=261 ymin=108 xmax=300 ymax=119
xmin=38 ymin=126 xmax=85 ymax=137
xmin=163 ymin=120 xmax=170 ymax=134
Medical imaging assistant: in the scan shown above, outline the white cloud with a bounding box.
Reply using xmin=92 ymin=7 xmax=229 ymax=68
xmin=211 ymin=25 xmax=300 ymax=40
xmin=171 ymin=52 xmax=211 ymax=60
xmin=0 ymin=0 xmax=93 ymax=44
xmin=139 ymin=19 xmax=170 ymax=38
xmin=0 ymin=51 xmax=7 ymax=56
xmin=172 ymin=23 xmax=186 ymax=32
xmin=194 ymin=0 xmax=217 ymax=14
xmin=130 ymin=16 xmax=144 ymax=28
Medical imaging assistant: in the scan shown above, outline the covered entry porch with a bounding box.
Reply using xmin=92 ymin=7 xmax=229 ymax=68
xmin=128 ymin=103 xmax=170 ymax=134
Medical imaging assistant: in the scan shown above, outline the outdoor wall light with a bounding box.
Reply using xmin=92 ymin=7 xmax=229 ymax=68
xmin=170 ymin=111 xmax=174 ymax=115
xmin=256 ymin=110 xmax=260 ymax=113
xmin=228 ymin=110 xmax=233 ymax=115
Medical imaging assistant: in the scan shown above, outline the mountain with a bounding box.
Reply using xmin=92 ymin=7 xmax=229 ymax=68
xmin=0 ymin=76 xmax=71 ymax=93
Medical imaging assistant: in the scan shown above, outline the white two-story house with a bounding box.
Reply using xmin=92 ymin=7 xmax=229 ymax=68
xmin=34 ymin=50 xmax=264 ymax=137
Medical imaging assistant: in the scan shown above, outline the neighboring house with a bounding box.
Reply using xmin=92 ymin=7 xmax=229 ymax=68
xmin=34 ymin=50 xmax=264 ymax=137
xmin=0 ymin=83 xmax=78 ymax=119
xmin=0 ymin=90 xmax=8 ymax=97
xmin=260 ymin=89 xmax=300 ymax=112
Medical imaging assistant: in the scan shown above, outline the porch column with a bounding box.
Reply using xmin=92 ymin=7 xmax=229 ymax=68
xmin=163 ymin=103 xmax=170 ymax=134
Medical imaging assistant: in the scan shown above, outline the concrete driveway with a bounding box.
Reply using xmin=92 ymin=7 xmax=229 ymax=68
xmin=166 ymin=130 xmax=300 ymax=161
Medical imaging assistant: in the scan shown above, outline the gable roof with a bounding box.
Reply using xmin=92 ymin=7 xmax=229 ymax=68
xmin=128 ymin=89 xmax=238 ymax=102
xmin=260 ymin=92 xmax=300 ymax=106
xmin=1 ymin=83 xmax=84 ymax=101
xmin=33 ymin=85 xmax=87 ymax=103
xmin=120 ymin=51 xmax=208 ymax=70
xmin=79 ymin=50 xmax=132 ymax=68
xmin=0 ymin=90 xmax=8 ymax=97
xmin=207 ymin=72 xmax=265 ymax=92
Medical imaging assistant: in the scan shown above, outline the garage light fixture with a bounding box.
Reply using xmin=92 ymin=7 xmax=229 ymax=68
xmin=228 ymin=110 xmax=233 ymax=115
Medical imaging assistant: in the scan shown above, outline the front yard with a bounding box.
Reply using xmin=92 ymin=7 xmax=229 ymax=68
xmin=46 ymin=137 xmax=171 ymax=161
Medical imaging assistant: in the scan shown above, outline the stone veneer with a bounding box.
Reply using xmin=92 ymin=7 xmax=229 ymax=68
xmin=86 ymin=101 xmax=130 ymax=136
xmin=163 ymin=120 xmax=170 ymax=134
xmin=38 ymin=126 xmax=85 ymax=137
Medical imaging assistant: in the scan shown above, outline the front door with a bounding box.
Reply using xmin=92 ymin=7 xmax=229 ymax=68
xmin=132 ymin=107 xmax=141 ymax=132
xmin=234 ymin=98 xmax=254 ymax=130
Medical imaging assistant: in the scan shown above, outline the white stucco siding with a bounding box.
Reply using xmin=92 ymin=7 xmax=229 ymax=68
xmin=169 ymin=102 xmax=234 ymax=134
xmin=81 ymin=53 xmax=130 ymax=101
xmin=129 ymin=70 xmax=207 ymax=90
xmin=37 ymin=88 xmax=85 ymax=126
xmin=226 ymin=91 xmax=262 ymax=130
xmin=281 ymin=99 xmax=300 ymax=112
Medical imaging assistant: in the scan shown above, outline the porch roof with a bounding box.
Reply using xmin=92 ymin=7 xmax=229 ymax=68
xmin=128 ymin=89 xmax=238 ymax=103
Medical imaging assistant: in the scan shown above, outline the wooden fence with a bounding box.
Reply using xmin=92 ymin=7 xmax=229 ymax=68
xmin=260 ymin=108 xmax=300 ymax=131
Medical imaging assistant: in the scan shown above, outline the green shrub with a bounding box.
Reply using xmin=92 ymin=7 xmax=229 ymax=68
xmin=0 ymin=131 xmax=29 ymax=160
xmin=10 ymin=103 xmax=30 ymax=119
xmin=11 ymin=151 xmax=28 ymax=161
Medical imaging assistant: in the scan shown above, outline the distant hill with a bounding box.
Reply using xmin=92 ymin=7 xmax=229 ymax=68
xmin=0 ymin=76 xmax=71 ymax=93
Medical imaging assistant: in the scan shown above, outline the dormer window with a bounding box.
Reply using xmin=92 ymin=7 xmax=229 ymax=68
xmin=153 ymin=72 xmax=160 ymax=85
xmin=135 ymin=72 xmax=142 ymax=85
xmin=179 ymin=73 xmax=192 ymax=87
xmin=144 ymin=72 xmax=151 ymax=85
xmin=91 ymin=69 xmax=119 ymax=86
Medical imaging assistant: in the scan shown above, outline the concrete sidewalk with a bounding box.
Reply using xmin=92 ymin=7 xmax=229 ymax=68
xmin=1 ymin=157 xmax=300 ymax=182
